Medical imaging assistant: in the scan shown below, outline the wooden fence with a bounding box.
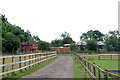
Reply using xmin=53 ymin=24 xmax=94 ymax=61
xmin=0 ymin=51 xmax=57 ymax=76
xmin=75 ymin=53 xmax=120 ymax=80
xmin=81 ymin=54 xmax=120 ymax=60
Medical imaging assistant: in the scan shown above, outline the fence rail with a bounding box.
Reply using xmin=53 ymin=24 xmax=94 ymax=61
xmin=75 ymin=53 xmax=120 ymax=80
xmin=0 ymin=51 xmax=57 ymax=76
xmin=81 ymin=54 xmax=120 ymax=60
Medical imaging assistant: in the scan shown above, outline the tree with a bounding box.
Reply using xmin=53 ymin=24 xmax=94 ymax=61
xmin=105 ymin=36 xmax=118 ymax=51
xmin=0 ymin=14 xmax=2 ymax=52
xmin=80 ymin=30 xmax=104 ymax=41
xmin=1 ymin=14 xmax=41 ymax=53
xmin=70 ymin=43 xmax=78 ymax=51
xmin=3 ymin=32 xmax=21 ymax=52
xmin=60 ymin=31 xmax=75 ymax=44
xmin=33 ymin=35 xmax=40 ymax=42
xmin=38 ymin=41 xmax=52 ymax=51
xmin=86 ymin=40 xmax=97 ymax=51
xmin=118 ymin=37 xmax=120 ymax=51
xmin=51 ymin=39 xmax=63 ymax=47
xmin=108 ymin=30 xmax=119 ymax=38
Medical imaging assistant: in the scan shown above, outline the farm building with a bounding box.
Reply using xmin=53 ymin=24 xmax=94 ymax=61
xmin=19 ymin=41 xmax=38 ymax=53
xmin=52 ymin=44 xmax=70 ymax=51
xmin=52 ymin=46 xmax=69 ymax=51
xmin=76 ymin=41 xmax=105 ymax=51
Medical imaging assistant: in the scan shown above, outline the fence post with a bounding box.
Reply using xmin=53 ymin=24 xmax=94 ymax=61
xmin=2 ymin=58 xmax=5 ymax=73
xmin=93 ymin=63 xmax=96 ymax=77
xmin=84 ymin=60 xmax=86 ymax=72
xmin=88 ymin=60 xmax=89 ymax=74
xmin=19 ymin=56 xmax=21 ymax=68
xmin=32 ymin=55 xmax=34 ymax=66
xmin=90 ymin=64 xmax=91 ymax=72
xmin=104 ymin=70 xmax=108 ymax=80
xmin=37 ymin=54 xmax=39 ymax=64
xmin=110 ymin=55 xmax=112 ymax=60
xmin=29 ymin=55 xmax=31 ymax=68
xmin=99 ymin=55 xmax=101 ymax=60
xmin=24 ymin=56 xmax=26 ymax=70
xmin=35 ymin=54 xmax=37 ymax=65
xmin=98 ymin=66 xmax=101 ymax=80
xmin=40 ymin=53 xmax=41 ymax=60
xmin=12 ymin=57 xmax=14 ymax=70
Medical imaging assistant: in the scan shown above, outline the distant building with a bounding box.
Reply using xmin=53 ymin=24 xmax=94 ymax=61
xmin=97 ymin=41 xmax=105 ymax=51
xmin=52 ymin=46 xmax=69 ymax=51
xmin=76 ymin=41 xmax=105 ymax=50
xmin=19 ymin=41 xmax=38 ymax=53
xmin=63 ymin=44 xmax=71 ymax=47
xmin=52 ymin=44 xmax=70 ymax=51
xmin=76 ymin=41 xmax=87 ymax=50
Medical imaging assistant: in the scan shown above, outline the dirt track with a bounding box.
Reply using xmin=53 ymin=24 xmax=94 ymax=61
xmin=21 ymin=56 xmax=74 ymax=78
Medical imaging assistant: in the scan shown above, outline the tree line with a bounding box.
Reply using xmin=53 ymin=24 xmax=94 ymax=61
xmin=1 ymin=15 xmax=120 ymax=54
xmin=1 ymin=15 xmax=52 ymax=53
xmin=80 ymin=30 xmax=120 ymax=52
xmin=0 ymin=15 xmax=75 ymax=54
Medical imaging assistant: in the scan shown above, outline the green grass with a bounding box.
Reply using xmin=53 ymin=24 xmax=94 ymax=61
xmin=79 ymin=53 xmax=120 ymax=78
xmin=58 ymin=53 xmax=89 ymax=78
xmin=2 ymin=56 xmax=58 ymax=80
xmin=89 ymin=59 xmax=119 ymax=70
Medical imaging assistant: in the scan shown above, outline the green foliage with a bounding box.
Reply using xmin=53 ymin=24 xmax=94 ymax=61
xmin=33 ymin=35 xmax=40 ymax=42
xmin=80 ymin=30 xmax=104 ymax=41
xmin=1 ymin=15 xmax=36 ymax=53
xmin=60 ymin=31 xmax=75 ymax=44
xmin=3 ymin=32 xmax=21 ymax=52
xmin=118 ymin=37 xmax=120 ymax=51
xmin=51 ymin=39 xmax=63 ymax=47
xmin=51 ymin=31 xmax=75 ymax=47
xmin=70 ymin=44 xmax=78 ymax=51
xmin=105 ymin=36 xmax=118 ymax=51
xmin=86 ymin=40 xmax=97 ymax=51
xmin=38 ymin=41 xmax=52 ymax=51
xmin=62 ymin=37 xmax=75 ymax=44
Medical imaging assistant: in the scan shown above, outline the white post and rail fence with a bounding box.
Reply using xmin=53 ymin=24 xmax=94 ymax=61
xmin=0 ymin=51 xmax=57 ymax=77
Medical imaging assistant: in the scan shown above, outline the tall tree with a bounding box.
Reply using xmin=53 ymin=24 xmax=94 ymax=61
xmin=80 ymin=30 xmax=104 ymax=41
xmin=70 ymin=43 xmax=78 ymax=51
xmin=51 ymin=39 xmax=63 ymax=47
xmin=3 ymin=32 xmax=21 ymax=52
xmin=38 ymin=41 xmax=52 ymax=51
xmin=33 ymin=35 xmax=40 ymax=42
xmin=86 ymin=40 xmax=97 ymax=51
xmin=105 ymin=36 xmax=118 ymax=51
xmin=1 ymin=14 xmax=38 ymax=53
xmin=60 ymin=31 xmax=75 ymax=44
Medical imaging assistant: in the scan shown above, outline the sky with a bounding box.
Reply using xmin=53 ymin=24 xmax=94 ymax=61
xmin=0 ymin=0 xmax=119 ymax=43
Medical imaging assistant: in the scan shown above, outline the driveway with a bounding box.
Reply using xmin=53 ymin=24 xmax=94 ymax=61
xmin=20 ymin=56 xmax=74 ymax=78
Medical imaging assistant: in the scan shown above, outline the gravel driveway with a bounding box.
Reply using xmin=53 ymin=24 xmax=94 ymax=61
xmin=20 ymin=56 xmax=74 ymax=78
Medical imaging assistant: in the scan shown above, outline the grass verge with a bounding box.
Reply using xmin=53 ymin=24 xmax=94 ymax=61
xmin=2 ymin=56 xmax=58 ymax=80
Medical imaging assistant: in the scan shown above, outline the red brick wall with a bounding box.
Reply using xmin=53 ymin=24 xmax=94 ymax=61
xmin=19 ymin=42 xmax=38 ymax=53
xmin=53 ymin=47 xmax=69 ymax=51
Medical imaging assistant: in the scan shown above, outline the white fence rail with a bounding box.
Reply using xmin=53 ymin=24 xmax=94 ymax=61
xmin=0 ymin=51 xmax=57 ymax=76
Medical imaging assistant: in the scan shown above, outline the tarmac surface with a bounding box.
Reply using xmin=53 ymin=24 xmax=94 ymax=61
xmin=20 ymin=56 xmax=74 ymax=78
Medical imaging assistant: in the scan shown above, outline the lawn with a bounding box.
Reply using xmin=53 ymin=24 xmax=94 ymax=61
xmin=79 ymin=53 xmax=120 ymax=77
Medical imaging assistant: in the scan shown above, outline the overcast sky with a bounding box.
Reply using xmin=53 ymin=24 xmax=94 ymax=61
xmin=0 ymin=0 xmax=119 ymax=42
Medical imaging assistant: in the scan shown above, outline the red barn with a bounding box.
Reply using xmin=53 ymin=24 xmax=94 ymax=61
xmin=19 ymin=41 xmax=38 ymax=53
xmin=52 ymin=46 xmax=69 ymax=51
